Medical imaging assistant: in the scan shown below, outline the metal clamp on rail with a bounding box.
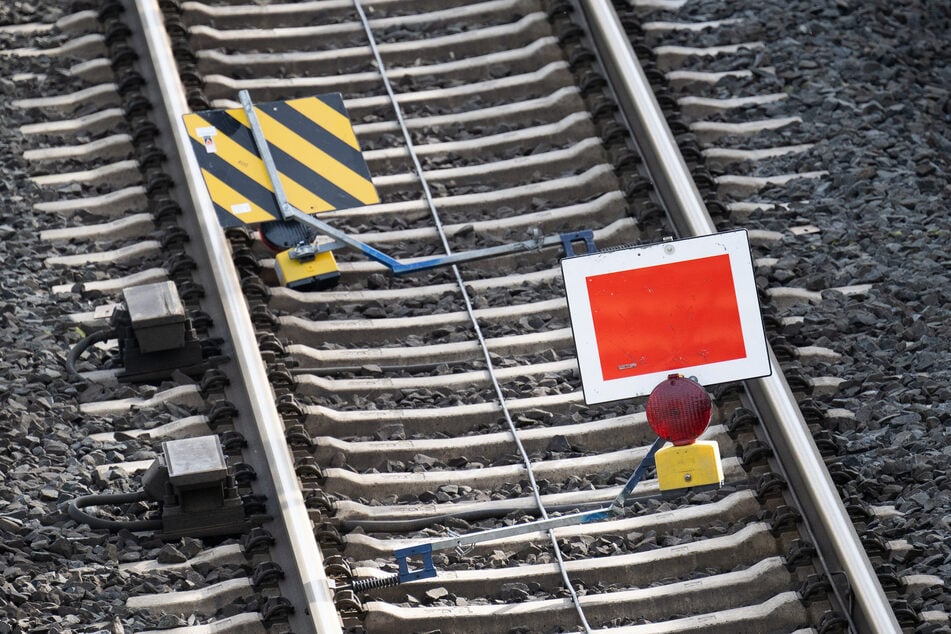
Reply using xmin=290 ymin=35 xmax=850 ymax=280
xmin=65 ymin=280 xmax=216 ymax=383
xmin=365 ymin=437 xmax=664 ymax=589
xmin=67 ymin=435 xmax=247 ymax=538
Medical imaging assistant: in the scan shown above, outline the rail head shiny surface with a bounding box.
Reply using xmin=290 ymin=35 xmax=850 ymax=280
xmin=578 ymin=0 xmax=714 ymax=237
xmin=132 ymin=2 xmax=342 ymax=632
xmin=579 ymin=1 xmax=900 ymax=631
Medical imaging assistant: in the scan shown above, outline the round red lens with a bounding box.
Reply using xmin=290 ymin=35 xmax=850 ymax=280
xmin=646 ymin=374 xmax=712 ymax=445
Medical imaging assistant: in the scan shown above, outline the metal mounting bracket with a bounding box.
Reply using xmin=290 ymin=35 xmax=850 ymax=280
xmin=238 ymin=90 xmax=597 ymax=275
xmin=390 ymin=437 xmax=665 ymax=583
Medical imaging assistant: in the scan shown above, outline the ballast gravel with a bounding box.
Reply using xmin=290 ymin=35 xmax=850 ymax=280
xmin=643 ymin=0 xmax=951 ymax=624
xmin=0 ymin=0 xmax=948 ymax=631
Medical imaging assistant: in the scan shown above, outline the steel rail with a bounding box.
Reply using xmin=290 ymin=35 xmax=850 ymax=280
xmin=131 ymin=2 xmax=343 ymax=632
xmin=578 ymin=1 xmax=900 ymax=631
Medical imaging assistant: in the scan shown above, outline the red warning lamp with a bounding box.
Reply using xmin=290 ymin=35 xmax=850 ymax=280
xmin=646 ymin=374 xmax=723 ymax=491
xmin=646 ymin=374 xmax=712 ymax=446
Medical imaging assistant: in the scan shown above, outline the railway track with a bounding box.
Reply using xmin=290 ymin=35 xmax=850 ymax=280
xmin=5 ymin=0 xmax=945 ymax=631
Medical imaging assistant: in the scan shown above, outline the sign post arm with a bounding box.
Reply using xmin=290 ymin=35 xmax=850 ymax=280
xmin=238 ymin=91 xmax=294 ymax=221
xmin=597 ymin=436 xmax=665 ymax=518
xmin=236 ymin=90 xmax=596 ymax=274
xmin=285 ymin=210 xmax=595 ymax=275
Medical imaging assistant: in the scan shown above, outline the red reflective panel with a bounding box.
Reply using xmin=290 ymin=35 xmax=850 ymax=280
xmin=646 ymin=375 xmax=712 ymax=445
xmin=585 ymin=254 xmax=746 ymax=381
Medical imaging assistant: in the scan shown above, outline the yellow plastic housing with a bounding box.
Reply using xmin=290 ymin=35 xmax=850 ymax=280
xmin=275 ymin=249 xmax=340 ymax=291
xmin=655 ymin=440 xmax=724 ymax=491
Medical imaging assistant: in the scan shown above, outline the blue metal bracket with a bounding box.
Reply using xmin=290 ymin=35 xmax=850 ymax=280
xmin=393 ymin=543 xmax=438 ymax=583
xmin=560 ymin=230 xmax=597 ymax=257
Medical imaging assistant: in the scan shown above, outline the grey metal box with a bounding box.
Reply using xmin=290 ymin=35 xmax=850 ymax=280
xmin=123 ymin=281 xmax=186 ymax=353
xmin=163 ymin=436 xmax=228 ymax=488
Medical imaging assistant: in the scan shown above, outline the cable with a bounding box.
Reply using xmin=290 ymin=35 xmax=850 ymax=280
xmin=351 ymin=4 xmax=592 ymax=627
xmin=67 ymin=490 xmax=163 ymax=531
xmin=65 ymin=329 xmax=116 ymax=380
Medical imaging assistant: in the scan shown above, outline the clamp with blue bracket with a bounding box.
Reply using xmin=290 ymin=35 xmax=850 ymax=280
xmin=349 ymin=437 xmax=666 ymax=592
xmin=239 ymin=90 xmax=598 ymax=274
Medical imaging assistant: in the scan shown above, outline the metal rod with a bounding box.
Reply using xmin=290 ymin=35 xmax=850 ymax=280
xmin=604 ymin=436 xmax=666 ymax=513
xmin=395 ymin=438 xmax=663 ymax=558
xmin=287 ymin=205 xmax=585 ymax=274
xmin=237 ymin=91 xmax=590 ymax=274
xmin=424 ymin=508 xmax=606 ymax=552
xmin=239 ymin=90 xmax=293 ymax=221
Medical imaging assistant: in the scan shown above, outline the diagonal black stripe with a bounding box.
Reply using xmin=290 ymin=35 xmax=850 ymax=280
xmin=188 ymin=135 xmax=280 ymax=222
xmin=214 ymin=202 xmax=244 ymax=228
xmin=192 ymin=105 xmax=370 ymax=212
xmin=229 ymin=109 xmax=364 ymax=212
xmin=269 ymin=99 xmax=374 ymax=183
xmin=273 ymin=144 xmax=365 ymax=212
xmin=196 ymin=107 xmax=245 ymax=137
xmin=317 ymin=92 xmax=348 ymax=118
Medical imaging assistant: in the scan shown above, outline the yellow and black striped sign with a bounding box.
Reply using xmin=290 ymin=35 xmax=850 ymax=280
xmin=182 ymin=93 xmax=379 ymax=227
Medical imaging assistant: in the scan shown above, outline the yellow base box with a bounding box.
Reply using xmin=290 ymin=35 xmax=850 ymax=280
xmin=655 ymin=440 xmax=724 ymax=491
xmin=275 ymin=249 xmax=340 ymax=291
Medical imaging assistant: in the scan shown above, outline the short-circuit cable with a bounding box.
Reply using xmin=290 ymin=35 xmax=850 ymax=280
xmin=351 ymin=2 xmax=592 ymax=630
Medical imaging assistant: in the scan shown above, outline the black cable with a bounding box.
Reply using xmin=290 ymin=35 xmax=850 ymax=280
xmin=65 ymin=329 xmax=116 ymax=380
xmin=67 ymin=490 xmax=163 ymax=531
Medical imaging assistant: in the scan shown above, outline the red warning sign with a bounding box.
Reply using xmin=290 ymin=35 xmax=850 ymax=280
xmin=562 ymin=230 xmax=770 ymax=403
xmin=587 ymin=253 xmax=747 ymax=380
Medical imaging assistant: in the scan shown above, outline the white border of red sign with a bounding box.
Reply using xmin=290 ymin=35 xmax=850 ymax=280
xmin=562 ymin=229 xmax=771 ymax=403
